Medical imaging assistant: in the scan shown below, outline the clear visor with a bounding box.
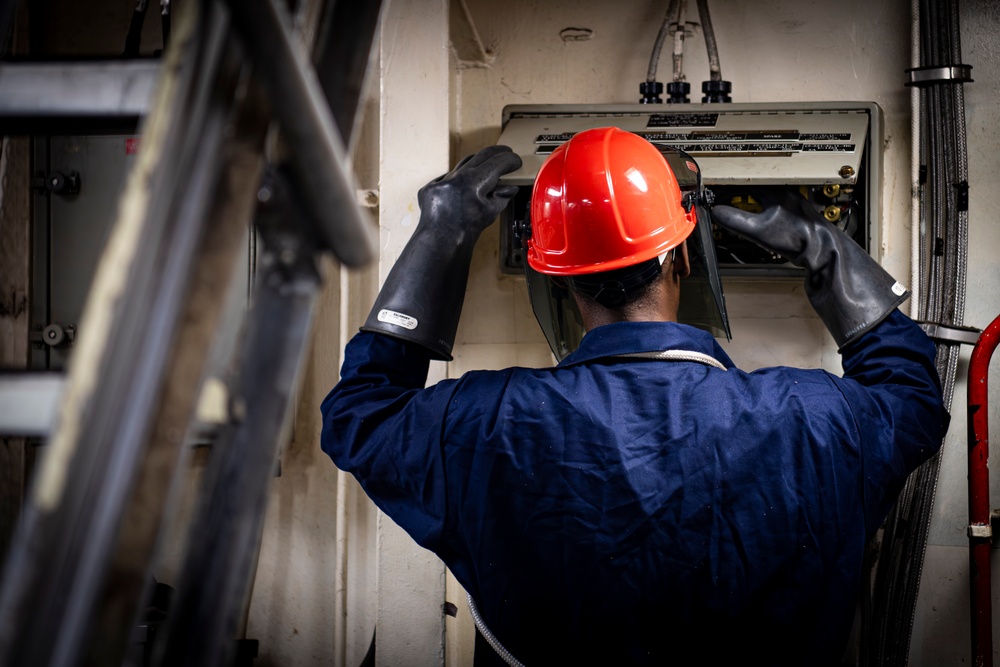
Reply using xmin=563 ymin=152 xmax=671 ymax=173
xmin=525 ymin=147 xmax=731 ymax=361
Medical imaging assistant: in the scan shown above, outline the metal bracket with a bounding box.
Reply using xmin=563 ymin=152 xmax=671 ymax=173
xmin=0 ymin=61 xmax=159 ymax=128
xmin=918 ymin=321 xmax=982 ymax=346
xmin=0 ymin=373 xmax=65 ymax=437
xmin=969 ymin=523 xmax=993 ymax=540
xmin=955 ymin=180 xmax=969 ymax=212
xmin=29 ymin=323 xmax=77 ymax=348
xmin=682 ymin=189 xmax=715 ymax=213
xmin=512 ymin=217 xmax=531 ymax=243
xmin=905 ymin=64 xmax=974 ymax=87
xmin=31 ymin=171 xmax=81 ymax=196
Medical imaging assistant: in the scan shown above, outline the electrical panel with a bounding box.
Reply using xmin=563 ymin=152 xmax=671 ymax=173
xmin=496 ymin=102 xmax=882 ymax=278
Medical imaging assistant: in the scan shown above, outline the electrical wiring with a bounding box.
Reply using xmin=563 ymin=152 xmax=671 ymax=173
xmin=864 ymin=1 xmax=970 ymax=664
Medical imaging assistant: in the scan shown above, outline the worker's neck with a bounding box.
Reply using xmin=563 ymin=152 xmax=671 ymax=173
xmin=575 ymin=283 xmax=680 ymax=331
xmin=581 ymin=305 xmax=677 ymax=330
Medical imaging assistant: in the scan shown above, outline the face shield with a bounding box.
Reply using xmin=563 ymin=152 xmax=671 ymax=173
xmin=522 ymin=147 xmax=730 ymax=361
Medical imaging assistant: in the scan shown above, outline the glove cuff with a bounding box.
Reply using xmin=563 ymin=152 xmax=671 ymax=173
xmin=361 ymin=222 xmax=479 ymax=361
xmin=803 ymin=229 xmax=909 ymax=349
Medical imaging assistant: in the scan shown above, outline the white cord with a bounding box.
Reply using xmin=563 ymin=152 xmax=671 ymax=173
xmin=615 ymin=349 xmax=727 ymax=370
xmin=671 ymin=0 xmax=688 ymax=82
xmin=467 ymin=594 xmax=525 ymax=667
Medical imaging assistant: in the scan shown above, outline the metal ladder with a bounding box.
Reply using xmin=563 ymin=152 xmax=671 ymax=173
xmin=0 ymin=1 xmax=382 ymax=664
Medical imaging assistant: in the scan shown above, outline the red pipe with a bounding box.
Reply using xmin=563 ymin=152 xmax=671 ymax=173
xmin=970 ymin=312 xmax=1000 ymax=667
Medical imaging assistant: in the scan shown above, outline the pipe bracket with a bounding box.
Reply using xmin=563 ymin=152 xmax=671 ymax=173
xmin=969 ymin=524 xmax=992 ymax=540
xmin=918 ymin=321 xmax=982 ymax=346
xmin=905 ymin=64 xmax=974 ymax=87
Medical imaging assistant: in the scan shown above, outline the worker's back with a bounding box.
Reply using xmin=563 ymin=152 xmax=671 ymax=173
xmin=322 ymin=311 xmax=946 ymax=665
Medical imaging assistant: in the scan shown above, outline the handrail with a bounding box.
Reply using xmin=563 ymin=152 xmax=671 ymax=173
xmin=969 ymin=312 xmax=1000 ymax=667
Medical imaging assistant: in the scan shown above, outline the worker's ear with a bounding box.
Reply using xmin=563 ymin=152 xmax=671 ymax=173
xmin=672 ymin=240 xmax=691 ymax=279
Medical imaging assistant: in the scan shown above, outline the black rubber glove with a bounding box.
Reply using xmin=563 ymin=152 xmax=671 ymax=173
xmin=361 ymin=145 xmax=522 ymax=360
xmin=712 ymin=191 xmax=909 ymax=349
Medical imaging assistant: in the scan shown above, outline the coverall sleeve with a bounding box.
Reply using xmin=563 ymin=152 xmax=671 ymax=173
xmin=319 ymin=331 xmax=464 ymax=551
xmin=836 ymin=309 xmax=950 ymax=530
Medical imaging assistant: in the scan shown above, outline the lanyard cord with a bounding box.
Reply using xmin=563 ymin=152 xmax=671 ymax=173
xmin=612 ymin=348 xmax=728 ymax=370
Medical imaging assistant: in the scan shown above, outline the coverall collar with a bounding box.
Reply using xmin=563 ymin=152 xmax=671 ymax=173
xmin=558 ymin=320 xmax=736 ymax=369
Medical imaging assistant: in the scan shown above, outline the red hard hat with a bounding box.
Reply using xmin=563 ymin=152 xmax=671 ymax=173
xmin=527 ymin=127 xmax=696 ymax=276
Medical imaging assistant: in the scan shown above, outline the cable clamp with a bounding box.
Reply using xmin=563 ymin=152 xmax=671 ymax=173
xmin=918 ymin=321 xmax=982 ymax=346
xmin=955 ymin=180 xmax=969 ymax=212
xmin=969 ymin=523 xmax=992 ymax=540
xmin=905 ymin=64 xmax=974 ymax=87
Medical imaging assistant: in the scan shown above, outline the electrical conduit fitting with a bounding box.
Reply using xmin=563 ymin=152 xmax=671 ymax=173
xmin=701 ymin=79 xmax=732 ymax=103
xmin=640 ymin=81 xmax=664 ymax=104
xmin=666 ymin=81 xmax=690 ymax=103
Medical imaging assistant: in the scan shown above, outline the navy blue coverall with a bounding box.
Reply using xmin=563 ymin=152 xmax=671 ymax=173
xmin=321 ymin=310 xmax=948 ymax=665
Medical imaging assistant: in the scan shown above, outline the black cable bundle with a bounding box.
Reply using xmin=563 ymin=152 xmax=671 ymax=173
xmin=863 ymin=1 xmax=970 ymax=665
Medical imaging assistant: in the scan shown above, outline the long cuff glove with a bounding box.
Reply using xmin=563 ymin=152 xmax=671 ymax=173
xmin=712 ymin=193 xmax=909 ymax=349
xmin=361 ymin=145 xmax=522 ymax=360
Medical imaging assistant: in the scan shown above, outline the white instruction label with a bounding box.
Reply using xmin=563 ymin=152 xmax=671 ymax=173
xmin=377 ymin=309 xmax=418 ymax=330
xmin=891 ymin=282 xmax=907 ymax=296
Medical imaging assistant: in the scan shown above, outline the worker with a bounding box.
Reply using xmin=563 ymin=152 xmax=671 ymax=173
xmin=320 ymin=127 xmax=949 ymax=665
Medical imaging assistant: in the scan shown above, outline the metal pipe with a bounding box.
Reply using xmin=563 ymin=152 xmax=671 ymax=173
xmin=917 ymin=84 xmax=928 ymax=322
xmin=969 ymin=313 xmax=1000 ymax=667
xmin=910 ymin=0 xmax=921 ymax=316
xmin=123 ymin=0 xmax=151 ymax=57
xmin=150 ymin=168 xmax=323 ymax=667
xmin=926 ymin=84 xmax=943 ymax=318
xmin=312 ymin=0 xmax=385 ymax=148
xmin=0 ymin=0 xmax=17 ymax=54
xmin=334 ymin=265 xmax=352 ymax=667
xmin=695 ymin=0 xmax=721 ymax=81
xmin=671 ymin=0 xmax=687 ymax=83
xmin=0 ymin=61 xmax=159 ymax=120
xmin=949 ymin=0 xmax=970 ymax=332
xmin=221 ymin=0 xmax=376 ymax=268
xmin=646 ymin=0 xmax=679 ymax=83
xmin=0 ymin=374 xmax=64 ymax=437
xmin=334 ymin=469 xmax=350 ymax=667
